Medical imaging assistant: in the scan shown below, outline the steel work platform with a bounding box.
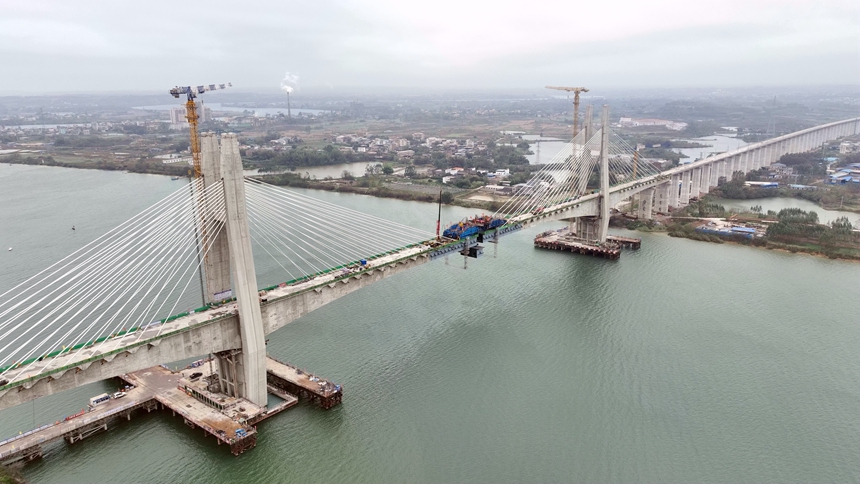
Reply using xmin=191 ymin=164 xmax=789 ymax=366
xmin=1 ymin=355 xmax=333 ymax=464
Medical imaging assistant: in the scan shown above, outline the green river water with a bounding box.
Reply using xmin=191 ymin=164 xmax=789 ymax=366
xmin=0 ymin=164 xmax=858 ymax=483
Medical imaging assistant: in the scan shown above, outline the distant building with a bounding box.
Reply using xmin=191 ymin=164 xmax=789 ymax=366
xmin=619 ymin=117 xmax=688 ymax=131
xmin=169 ymin=100 xmax=211 ymax=128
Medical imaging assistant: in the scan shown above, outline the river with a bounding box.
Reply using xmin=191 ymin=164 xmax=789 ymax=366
xmin=0 ymin=164 xmax=857 ymax=483
xmin=672 ymin=134 xmax=748 ymax=163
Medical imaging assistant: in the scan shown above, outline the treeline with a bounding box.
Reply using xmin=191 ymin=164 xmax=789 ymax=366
xmin=2 ymin=152 xmax=187 ymax=177
xmin=714 ymin=171 xmax=859 ymax=211
xmin=766 ymin=208 xmax=856 ymax=246
xmin=247 ymin=145 xmax=359 ymax=171
xmin=775 ymin=152 xmax=826 ymax=176
xmin=676 ymin=200 xmax=728 ymax=218
xmin=52 ymin=136 xmax=127 ymax=148
xmin=256 ymin=173 xmax=449 ymax=204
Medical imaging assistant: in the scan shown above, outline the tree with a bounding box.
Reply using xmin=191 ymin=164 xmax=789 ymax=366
xmin=404 ymin=165 xmax=417 ymax=178
xmin=453 ymin=177 xmax=472 ymax=189
xmin=341 ymin=170 xmax=355 ymax=180
xmin=382 ymin=164 xmax=394 ymax=175
xmin=440 ymin=191 xmax=454 ymax=204
xmin=365 ymin=163 xmax=382 ymax=176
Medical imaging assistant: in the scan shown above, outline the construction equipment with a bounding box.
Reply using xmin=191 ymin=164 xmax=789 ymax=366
xmin=545 ymin=86 xmax=589 ymax=140
xmin=169 ymin=83 xmax=232 ymax=177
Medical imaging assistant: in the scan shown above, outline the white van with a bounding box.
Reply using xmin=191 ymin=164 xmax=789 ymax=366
xmin=89 ymin=393 xmax=111 ymax=407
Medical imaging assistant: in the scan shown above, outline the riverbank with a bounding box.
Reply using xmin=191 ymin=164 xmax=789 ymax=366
xmin=3 ymin=153 xmax=187 ymax=178
xmin=711 ymin=177 xmax=860 ymax=214
xmin=616 ymin=201 xmax=860 ymax=261
xmin=0 ymin=464 xmax=25 ymax=484
xmin=254 ymin=172 xmax=500 ymax=211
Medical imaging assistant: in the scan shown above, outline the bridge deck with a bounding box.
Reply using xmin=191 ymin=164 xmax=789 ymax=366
xmin=0 ymin=243 xmax=436 ymax=394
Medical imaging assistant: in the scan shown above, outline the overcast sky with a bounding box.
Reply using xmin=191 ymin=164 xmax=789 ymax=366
xmin=1 ymin=0 xmax=858 ymax=94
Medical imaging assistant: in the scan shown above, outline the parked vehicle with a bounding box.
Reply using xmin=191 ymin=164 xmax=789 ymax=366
xmin=89 ymin=393 xmax=111 ymax=407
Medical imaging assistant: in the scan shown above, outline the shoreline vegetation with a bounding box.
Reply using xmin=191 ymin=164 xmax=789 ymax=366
xmin=0 ymin=464 xmax=25 ymax=484
xmin=616 ymin=198 xmax=860 ymax=261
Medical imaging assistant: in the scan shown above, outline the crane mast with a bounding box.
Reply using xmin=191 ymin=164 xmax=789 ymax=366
xmin=545 ymin=85 xmax=589 ymax=140
xmin=169 ymin=83 xmax=232 ymax=178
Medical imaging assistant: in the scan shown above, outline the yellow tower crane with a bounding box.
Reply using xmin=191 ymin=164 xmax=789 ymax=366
xmin=169 ymin=83 xmax=232 ymax=177
xmin=545 ymin=86 xmax=589 ymax=140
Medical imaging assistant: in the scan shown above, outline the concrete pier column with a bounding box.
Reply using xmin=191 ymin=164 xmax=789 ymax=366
xmin=199 ymin=133 xmax=232 ymax=304
xmin=668 ymin=173 xmax=680 ymax=209
xmin=655 ymin=182 xmax=669 ymax=213
xmin=701 ymin=164 xmax=712 ymax=194
xmin=637 ymin=189 xmax=654 ymax=219
xmin=679 ymin=170 xmax=691 ymax=205
xmin=691 ymin=167 xmax=702 ymax=197
xmin=643 ymin=188 xmax=654 ymax=219
xmin=220 ymin=133 xmax=268 ymax=407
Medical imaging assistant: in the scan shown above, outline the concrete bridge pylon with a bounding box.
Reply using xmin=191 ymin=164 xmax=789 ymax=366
xmin=199 ymin=133 xmax=231 ymax=305
xmin=198 ymin=133 xmax=268 ymax=407
xmin=220 ymin=134 xmax=268 ymax=407
xmin=597 ymin=105 xmax=611 ymax=243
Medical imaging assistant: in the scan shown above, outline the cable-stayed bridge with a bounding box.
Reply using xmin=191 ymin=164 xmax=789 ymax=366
xmin=1 ymin=113 xmax=858 ymax=412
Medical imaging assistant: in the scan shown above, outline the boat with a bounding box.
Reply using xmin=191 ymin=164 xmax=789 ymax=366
xmin=171 ymin=176 xmax=181 ymax=180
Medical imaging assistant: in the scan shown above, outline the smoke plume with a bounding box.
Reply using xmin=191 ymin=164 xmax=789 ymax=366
xmin=280 ymin=71 xmax=299 ymax=94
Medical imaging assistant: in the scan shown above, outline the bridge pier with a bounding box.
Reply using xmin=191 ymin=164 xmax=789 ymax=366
xmin=679 ymin=170 xmax=691 ymax=205
xmin=704 ymin=163 xmax=716 ymax=194
xmin=693 ymin=167 xmax=703 ymax=198
xmin=597 ymin=105 xmax=611 ymax=243
xmin=637 ymin=189 xmax=654 ymax=220
xmin=655 ymin=181 xmax=669 ymax=213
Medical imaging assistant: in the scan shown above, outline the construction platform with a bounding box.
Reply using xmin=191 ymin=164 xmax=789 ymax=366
xmin=0 ymin=355 xmax=338 ymax=464
xmin=266 ymin=357 xmax=342 ymax=409
xmin=534 ymin=229 xmax=641 ymax=260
